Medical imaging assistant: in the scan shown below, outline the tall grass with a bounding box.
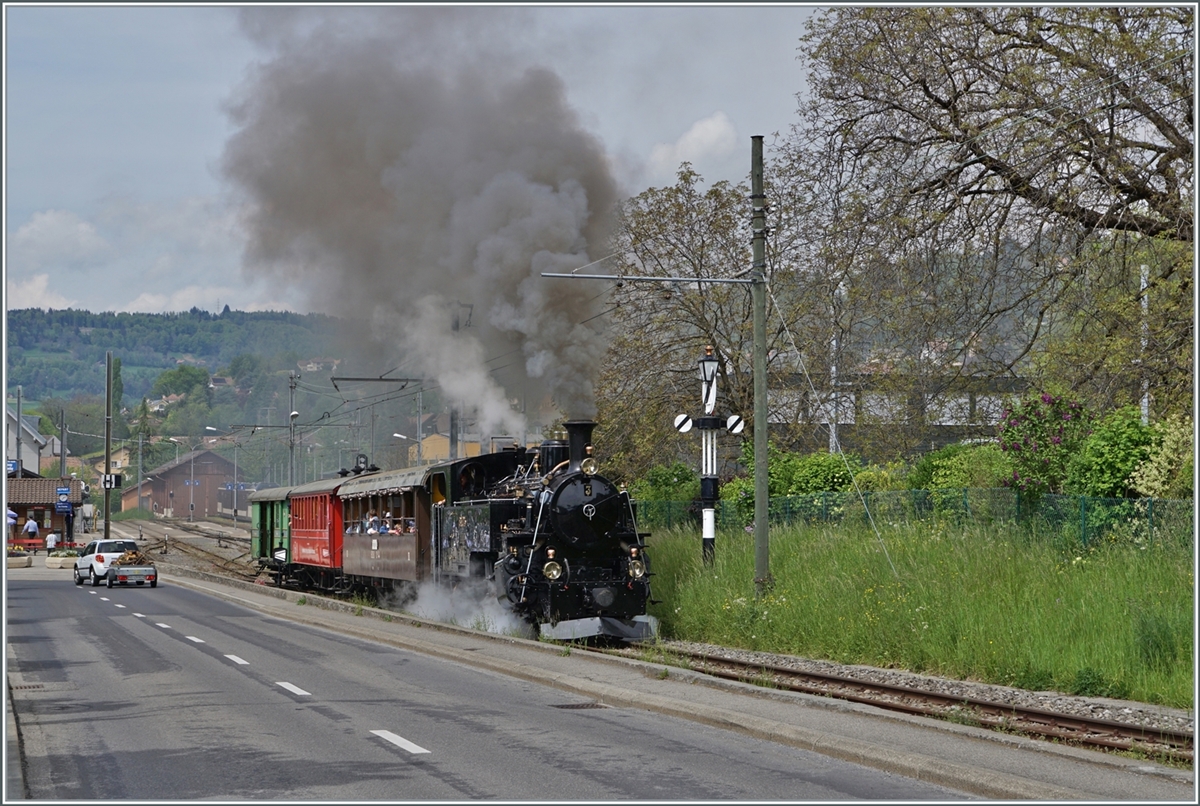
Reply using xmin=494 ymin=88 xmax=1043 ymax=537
xmin=647 ymin=520 xmax=1193 ymax=708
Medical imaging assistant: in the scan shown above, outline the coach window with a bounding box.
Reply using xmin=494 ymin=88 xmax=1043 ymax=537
xmin=344 ymin=498 xmax=361 ymax=533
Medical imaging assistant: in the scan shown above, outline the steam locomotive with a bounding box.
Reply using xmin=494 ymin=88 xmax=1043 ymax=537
xmin=248 ymin=420 xmax=658 ymax=641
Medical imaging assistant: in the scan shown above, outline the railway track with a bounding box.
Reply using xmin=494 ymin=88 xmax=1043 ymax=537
xmin=148 ymin=536 xmax=260 ymax=582
xmin=596 ymin=645 xmax=1193 ymax=764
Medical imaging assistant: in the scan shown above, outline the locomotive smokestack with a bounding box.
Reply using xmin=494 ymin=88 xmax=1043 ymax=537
xmin=564 ymin=420 xmax=596 ymax=473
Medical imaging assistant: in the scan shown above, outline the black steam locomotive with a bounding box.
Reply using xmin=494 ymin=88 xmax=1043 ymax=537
xmin=249 ymin=420 xmax=659 ymax=641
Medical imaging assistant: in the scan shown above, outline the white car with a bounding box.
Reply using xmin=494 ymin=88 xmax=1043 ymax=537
xmin=73 ymin=539 xmax=140 ymax=587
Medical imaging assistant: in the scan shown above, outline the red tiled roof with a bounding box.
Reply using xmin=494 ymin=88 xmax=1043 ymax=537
xmin=5 ymin=477 xmax=86 ymax=506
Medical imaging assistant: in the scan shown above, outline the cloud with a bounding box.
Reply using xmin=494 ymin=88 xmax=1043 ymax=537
xmin=6 ymin=196 xmax=248 ymax=313
xmin=10 ymin=209 xmax=111 ymax=270
xmin=648 ymin=111 xmax=738 ymax=180
xmin=6 ymin=273 xmax=79 ymax=310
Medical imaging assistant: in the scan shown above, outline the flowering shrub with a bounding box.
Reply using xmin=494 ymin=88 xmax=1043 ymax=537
xmin=1130 ymin=414 xmax=1194 ymax=499
xmin=997 ymin=392 xmax=1093 ymax=493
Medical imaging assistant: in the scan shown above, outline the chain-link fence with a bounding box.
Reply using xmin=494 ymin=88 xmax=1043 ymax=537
xmin=635 ymin=488 xmax=1193 ymax=547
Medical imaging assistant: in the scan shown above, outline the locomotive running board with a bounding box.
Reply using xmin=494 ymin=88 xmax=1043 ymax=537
xmin=539 ymin=614 xmax=659 ymax=642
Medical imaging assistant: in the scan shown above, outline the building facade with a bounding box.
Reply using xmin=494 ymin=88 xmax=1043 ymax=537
xmin=6 ymin=406 xmax=47 ymax=477
xmin=121 ymin=449 xmax=237 ymax=519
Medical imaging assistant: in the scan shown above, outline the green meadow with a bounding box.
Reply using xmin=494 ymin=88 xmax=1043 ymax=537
xmin=646 ymin=519 xmax=1194 ymax=709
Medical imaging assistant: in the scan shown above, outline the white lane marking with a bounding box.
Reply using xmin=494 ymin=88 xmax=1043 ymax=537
xmin=276 ymin=682 xmax=311 ymax=696
xmin=89 ymin=591 xmax=97 ymax=595
xmin=156 ymin=623 xmax=171 ymax=629
xmin=100 ymin=597 xmax=110 ymax=601
xmin=133 ymin=613 xmax=146 ymax=618
xmin=114 ymin=604 xmax=126 ymax=609
xmin=370 ymin=730 xmax=431 ymax=755
xmin=225 ymin=655 xmax=249 ymax=665
xmin=186 ymin=636 xmax=205 ymax=643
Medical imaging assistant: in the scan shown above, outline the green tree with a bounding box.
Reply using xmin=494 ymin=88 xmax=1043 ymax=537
xmin=151 ymin=365 xmax=210 ymax=400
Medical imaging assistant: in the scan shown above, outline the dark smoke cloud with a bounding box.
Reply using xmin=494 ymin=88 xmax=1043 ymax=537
xmin=221 ymin=8 xmax=618 ymax=434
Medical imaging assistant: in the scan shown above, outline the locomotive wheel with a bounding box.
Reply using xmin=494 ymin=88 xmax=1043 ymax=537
xmin=505 ymin=575 xmax=524 ymax=605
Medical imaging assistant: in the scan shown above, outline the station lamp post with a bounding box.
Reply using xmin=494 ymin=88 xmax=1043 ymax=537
xmin=206 ymin=427 xmax=241 ymax=525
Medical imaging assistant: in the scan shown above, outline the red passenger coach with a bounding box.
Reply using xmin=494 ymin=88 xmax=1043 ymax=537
xmin=286 ymin=477 xmax=345 ymax=591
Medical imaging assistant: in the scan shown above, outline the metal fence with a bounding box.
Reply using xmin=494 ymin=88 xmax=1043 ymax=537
xmin=635 ymin=489 xmax=1194 ymax=547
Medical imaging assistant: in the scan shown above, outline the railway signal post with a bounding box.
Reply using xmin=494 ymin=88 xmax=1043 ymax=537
xmin=676 ymin=345 xmax=744 ymax=566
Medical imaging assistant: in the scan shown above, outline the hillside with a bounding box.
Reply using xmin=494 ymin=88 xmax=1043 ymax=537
xmin=6 ymin=307 xmax=346 ymax=404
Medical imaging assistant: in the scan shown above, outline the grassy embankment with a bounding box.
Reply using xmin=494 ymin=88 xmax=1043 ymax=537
xmin=646 ymin=520 xmax=1194 ymax=709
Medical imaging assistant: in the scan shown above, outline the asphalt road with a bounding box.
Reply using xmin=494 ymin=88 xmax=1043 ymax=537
xmin=6 ymin=570 xmax=972 ymax=800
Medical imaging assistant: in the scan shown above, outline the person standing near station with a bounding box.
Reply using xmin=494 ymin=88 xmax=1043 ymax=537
xmin=22 ymin=516 xmax=40 ymax=549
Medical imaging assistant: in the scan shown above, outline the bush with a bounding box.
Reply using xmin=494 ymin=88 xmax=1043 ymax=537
xmin=786 ymin=452 xmax=862 ymax=494
xmin=1130 ymin=415 xmax=1194 ymax=499
xmin=997 ymin=392 xmax=1093 ymax=493
xmin=853 ymin=461 xmax=908 ymax=491
xmin=907 ymin=442 xmax=1012 ymax=491
xmin=629 ymin=461 xmax=700 ymax=503
xmin=1065 ymin=406 xmax=1156 ymax=498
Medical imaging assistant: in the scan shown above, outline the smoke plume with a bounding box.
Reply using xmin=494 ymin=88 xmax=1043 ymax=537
xmin=221 ymin=8 xmax=618 ymax=433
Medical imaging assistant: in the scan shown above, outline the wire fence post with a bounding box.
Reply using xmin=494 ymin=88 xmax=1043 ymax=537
xmin=1080 ymin=495 xmax=1088 ymax=548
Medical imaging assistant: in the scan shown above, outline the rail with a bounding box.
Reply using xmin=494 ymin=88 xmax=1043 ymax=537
xmin=591 ymin=644 xmax=1192 ymax=764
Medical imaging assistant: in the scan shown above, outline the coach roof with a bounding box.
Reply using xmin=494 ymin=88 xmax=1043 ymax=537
xmin=336 ymin=466 xmax=430 ymax=499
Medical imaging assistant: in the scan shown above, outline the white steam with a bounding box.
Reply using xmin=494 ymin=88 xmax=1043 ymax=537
xmin=393 ymin=581 xmax=534 ymax=639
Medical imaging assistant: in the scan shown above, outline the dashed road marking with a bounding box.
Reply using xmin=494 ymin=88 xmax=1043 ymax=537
xmin=156 ymin=623 xmax=171 ymax=629
xmin=133 ymin=613 xmax=145 ymax=618
xmin=114 ymin=604 xmax=126 ymax=608
xmin=186 ymin=636 xmax=205 ymax=643
xmin=100 ymin=597 xmax=110 ymax=601
xmin=276 ymin=682 xmax=311 ymax=696
xmin=225 ymin=655 xmax=249 ymax=665
xmin=370 ymin=730 xmax=431 ymax=755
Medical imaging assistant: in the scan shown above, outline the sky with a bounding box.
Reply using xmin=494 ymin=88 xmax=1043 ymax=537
xmin=4 ymin=4 xmax=815 ymax=316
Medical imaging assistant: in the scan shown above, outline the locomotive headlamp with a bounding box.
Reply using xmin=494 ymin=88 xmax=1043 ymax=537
xmin=580 ymin=457 xmax=599 ymax=476
xmin=629 ymin=546 xmax=639 ymax=557
xmin=546 ymin=547 xmax=556 ymax=559
xmin=543 ymin=560 xmax=564 ymax=580
xmin=627 ymin=559 xmax=646 ymax=579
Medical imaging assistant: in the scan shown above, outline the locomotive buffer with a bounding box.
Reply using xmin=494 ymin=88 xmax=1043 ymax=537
xmin=675 ymin=345 xmax=744 ymax=565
